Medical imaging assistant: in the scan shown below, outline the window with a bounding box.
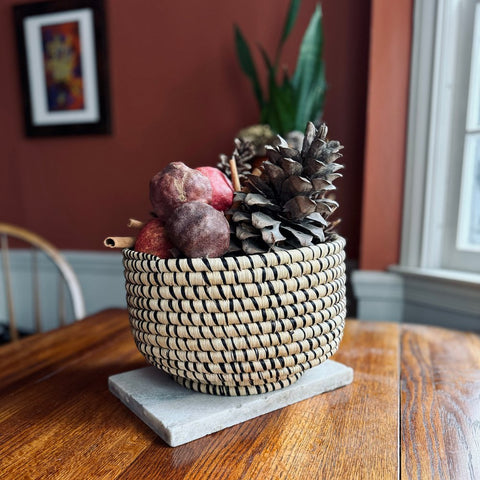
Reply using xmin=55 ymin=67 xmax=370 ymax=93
xmin=400 ymin=0 xmax=480 ymax=276
xmin=457 ymin=135 xmax=480 ymax=252
xmin=457 ymin=4 xmax=480 ymax=253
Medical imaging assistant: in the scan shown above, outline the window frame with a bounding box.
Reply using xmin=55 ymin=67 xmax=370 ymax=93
xmin=399 ymin=0 xmax=480 ymax=276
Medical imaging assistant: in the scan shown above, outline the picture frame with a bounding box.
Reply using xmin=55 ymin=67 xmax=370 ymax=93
xmin=13 ymin=0 xmax=111 ymax=137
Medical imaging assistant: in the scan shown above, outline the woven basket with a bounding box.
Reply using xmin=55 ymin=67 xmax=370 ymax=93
xmin=123 ymin=235 xmax=347 ymax=396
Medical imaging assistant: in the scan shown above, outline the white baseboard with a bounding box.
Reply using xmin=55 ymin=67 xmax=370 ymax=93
xmin=352 ymin=268 xmax=480 ymax=331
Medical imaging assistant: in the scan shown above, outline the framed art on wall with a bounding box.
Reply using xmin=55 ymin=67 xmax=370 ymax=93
xmin=13 ymin=0 xmax=111 ymax=137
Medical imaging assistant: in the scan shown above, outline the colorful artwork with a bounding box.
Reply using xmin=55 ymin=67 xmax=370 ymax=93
xmin=41 ymin=22 xmax=84 ymax=111
xmin=14 ymin=0 xmax=110 ymax=136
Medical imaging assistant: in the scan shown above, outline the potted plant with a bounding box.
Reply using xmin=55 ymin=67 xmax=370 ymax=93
xmin=234 ymin=1 xmax=326 ymax=144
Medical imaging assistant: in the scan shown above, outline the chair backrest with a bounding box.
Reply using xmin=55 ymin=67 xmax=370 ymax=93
xmin=0 ymin=223 xmax=86 ymax=342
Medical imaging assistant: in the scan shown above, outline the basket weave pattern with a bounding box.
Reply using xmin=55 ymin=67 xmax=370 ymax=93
xmin=123 ymin=236 xmax=347 ymax=396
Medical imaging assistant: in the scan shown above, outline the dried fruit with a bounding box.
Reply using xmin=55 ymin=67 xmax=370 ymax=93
xmin=150 ymin=162 xmax=212 ymax=222
xmin=165 ymin=202 xmax=230 ymax=258
xmin=196 ymin=166 xmax=234 ymax=211
xmin=134 ymin=218 xmax=173 ymax=258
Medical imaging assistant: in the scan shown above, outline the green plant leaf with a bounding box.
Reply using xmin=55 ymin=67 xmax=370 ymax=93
xmin=304 ymin=62 xmax=326 ymax=124
xmin=260 ymin=82 xmax=282 ymax=133
xmin=261 ymin=103 xmax=281 ymax=133
xmin=258 ymin=44 xmax=275 ymax=74
xmin=292 ymin=4 xmax=326 ymax=130
xmin=276 ymin=0 xmax=302 ymax=64
xmin=258 ymin=45 xmax=281 ymax=132
xmin=234 ymin=2 xmax=327 ymax=134
xmin=234 ymin=24 xmax=264 ymax=109
xmin=280 ymin=79 xmax=297 ymax=133
xmin=257 ymin=43 xmax=297 ymax=135
xmin=268 ymin=79 xmax=297 ymax=135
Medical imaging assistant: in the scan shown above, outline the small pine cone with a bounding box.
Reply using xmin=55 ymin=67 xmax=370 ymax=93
xmin=217 ymin=138 xmax=256 ymax=181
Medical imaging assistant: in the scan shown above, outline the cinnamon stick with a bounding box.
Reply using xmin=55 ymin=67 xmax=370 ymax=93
xmin=127 ymin=218 xmax=145 ymax=229
xmin=104 ymin=236 xmax=136 ymax=249
xmin=229 ymin=158 xmax=241 ymax=192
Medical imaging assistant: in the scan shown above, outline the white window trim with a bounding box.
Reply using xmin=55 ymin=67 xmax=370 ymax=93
xmin=395 ymin=0 xmax=480 ymax=288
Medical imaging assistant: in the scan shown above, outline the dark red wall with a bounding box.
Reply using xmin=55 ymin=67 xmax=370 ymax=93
xmin=0 ymin=0 xmax=370 ymax=259
xmin=360 ymin=0 xmax=412 ymax=270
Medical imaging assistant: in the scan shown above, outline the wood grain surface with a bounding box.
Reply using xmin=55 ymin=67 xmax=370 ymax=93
xmin=401 ymin=324 xmax=480 ymax=480
xmin=0 ymin=309 xmax=478 ymax=479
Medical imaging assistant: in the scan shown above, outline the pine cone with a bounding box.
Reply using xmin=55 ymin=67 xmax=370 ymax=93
xmin=217 ymin=138 xmax=256 ymax=181
xmin=230 ymin=122 xmax=343 ymax=254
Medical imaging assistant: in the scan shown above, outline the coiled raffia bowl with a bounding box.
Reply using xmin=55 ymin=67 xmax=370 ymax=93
xmin=123 ymin=235 xmax=347 ymax=396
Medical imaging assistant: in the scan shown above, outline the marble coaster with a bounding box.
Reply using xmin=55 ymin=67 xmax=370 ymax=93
xmin=109 ymin=360 xmax=353 ymax=447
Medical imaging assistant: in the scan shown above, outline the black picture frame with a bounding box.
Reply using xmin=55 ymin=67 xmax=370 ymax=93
xmin=13 ymin=0 xmax=111 ymax=137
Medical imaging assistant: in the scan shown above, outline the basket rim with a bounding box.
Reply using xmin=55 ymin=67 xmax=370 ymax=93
xmin=123 ymin=234 xmax=345 ymax=273
xmin=124 ymin=251 xmax=346 ymax=288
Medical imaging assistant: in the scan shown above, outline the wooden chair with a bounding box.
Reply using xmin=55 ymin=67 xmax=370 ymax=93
xmin=0 ymin=223 xmax=86 ymax=342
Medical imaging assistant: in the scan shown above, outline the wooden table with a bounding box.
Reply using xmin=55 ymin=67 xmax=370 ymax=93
xmin=1 ymin=309 xmax=479 ymax=479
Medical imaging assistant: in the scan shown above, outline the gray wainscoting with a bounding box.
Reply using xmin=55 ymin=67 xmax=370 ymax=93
xmin=352 ymin=269 xmax=480 ymax=331
xmin=0 ymin=250 xmax=125 ymax=334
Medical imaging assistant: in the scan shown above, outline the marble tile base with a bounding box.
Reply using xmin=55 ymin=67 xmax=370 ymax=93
xmin=108 ymin=360 xmax=353 ymax=447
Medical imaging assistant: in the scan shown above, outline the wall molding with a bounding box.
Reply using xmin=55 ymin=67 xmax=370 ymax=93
xmin=0 ymin=250 xmax=126 ymax=332
xmin=351 ymin=270 xmax=404 ymax=322
xmin=390 ymin=266 xmax=480 ymax=318
xmin=63 ymin=250 xmax=127 ymax=316
xmin=352 ymin=268 xmax=480 ymax=331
